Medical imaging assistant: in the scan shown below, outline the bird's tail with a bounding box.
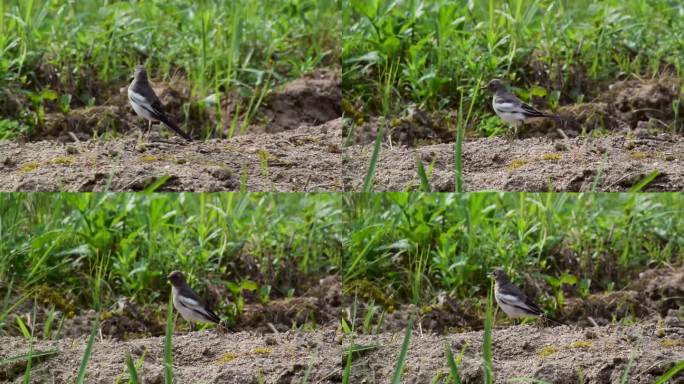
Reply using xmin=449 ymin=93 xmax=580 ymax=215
xmin=157 ymin=114 xmax=193 ymax=141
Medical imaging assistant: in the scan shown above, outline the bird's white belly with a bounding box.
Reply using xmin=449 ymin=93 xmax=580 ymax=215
xmin=496 ymin=111 xmax=526 ymax=125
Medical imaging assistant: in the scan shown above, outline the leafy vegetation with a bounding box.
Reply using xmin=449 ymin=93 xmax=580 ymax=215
xmin=0 ymin=193 xmax=343 ymax=334
xmin=343 ymin=0 xmax=684 ymax=133
xmin=342 ymin=193 xmax=684 ymax=308
xmin=0 ymin=0 xmax=339 ymax=139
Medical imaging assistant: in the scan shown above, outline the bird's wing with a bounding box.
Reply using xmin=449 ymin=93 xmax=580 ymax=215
xmin=519 ymin=102 xmax=548 ymax=118
xmin=497 ymin=282 xmax=544 ymax=316
xmin=495 ymin=92 xmax=548 ymax=118
xmin=177 ymin=291 xmax=222 ymax=324
xmin=130 ymin=89 xmax=192 ymax=141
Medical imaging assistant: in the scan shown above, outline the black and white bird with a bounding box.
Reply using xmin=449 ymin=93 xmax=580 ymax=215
xmin=491 ymin=267 xmax=564 ymax=325
xmin=128 ymin=65 xmax=192 ymax=141
xmin=487 ymin=79 xmax=560 ymax=135
xmin=167 ymin=270 xmax=224 ymax=331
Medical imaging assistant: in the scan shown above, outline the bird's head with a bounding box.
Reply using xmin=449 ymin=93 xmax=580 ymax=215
xmin=490 ymin=267 xmax=510 ymax=283
xmin=167 ymin=270 xmax=186 ymax=287
xmin=133 ymin=65 xmax=148 ymax=81
xmin=487 ymin=79 xmax=507 ymax=93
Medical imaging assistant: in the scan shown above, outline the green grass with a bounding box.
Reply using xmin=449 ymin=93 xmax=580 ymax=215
xmin=164 ymin=295 xmax=174 ymax=384
xmin=342 ymin=193 xmax=684 ymax=308
xmin=75 ymin=322 xmax=98 ymax=384
xmin=390 ymin=314 xmax=414 ymax=384
xmin=0 ymin=0 xmax=339 ymax=139
xmin=343 ymin=0 xmax=684 ymax=133
xmin=0 ymin=193 xmax=343 ymax=334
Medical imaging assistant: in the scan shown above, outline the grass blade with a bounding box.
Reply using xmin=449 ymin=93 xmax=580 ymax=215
xmin=654 ymin=359 xmax=684 ymax=384
xmin=300 ymin=347 xmax=318 ymax=384
xmin=390 ymin=314 xmax=414 ymax=384
xmin=164 ymin=294 xmax=174 ymax=384
xmin=483 ymin=280 xmax=494 ymax=384
xmin=363 ymin=123 xmax=384 ymax=192
xmin=126 ymin=351 xmax=140 ymax=384
xmin=454 ymin=110 xmax=464 ymax=192
xmin=445 ymin=344 xmax=462 ymax=384
xmin=0 ymin=349 xmax=58 ymax=365
xmin=75 ymin=321 xmax=98 ymax=384
xmin=416 ymin=156 xmax=431 ymax=192
xmin=627 ymin=170 xmax=660 ymax=192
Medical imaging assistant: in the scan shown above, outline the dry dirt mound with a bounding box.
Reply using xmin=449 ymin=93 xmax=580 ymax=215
xmin=346 ymin=76 xmax=683 ymax=145
xmin=1 ymin=327 xmax=341 ymax=384
xmin=24 ymin=68 xmax=341 ymax=141
xmin=347 ymin=319 xmax=684 ymax=383
xmin=343 ymin=133 xmax=684 ymax=191
xmin=5 ymin=276 xmax=343 ymax=341
xmin=0 ymin=118 xmax=342 ymax=192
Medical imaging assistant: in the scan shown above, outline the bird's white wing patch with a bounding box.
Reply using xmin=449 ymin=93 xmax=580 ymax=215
xmin=177 ymin=295 xmax=202 ymax=309
xmin=128 ymin=90 xmax=151 ymax=107
xmin=496 ymin=292 xmax=524 ymax=305
xmin=493 ymin=102 xmax=519 ymax=113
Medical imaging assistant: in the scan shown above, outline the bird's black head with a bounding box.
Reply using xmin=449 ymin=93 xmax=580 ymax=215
xmin=487 ymin=79 xmax=507 ymax=93
xmin=133 ymin=65 xmax=148 ymax=81
xmin=490 ymin=267 xmax=510 ymax=283
xmin=167 ymin=270 xmax=186 ymax=287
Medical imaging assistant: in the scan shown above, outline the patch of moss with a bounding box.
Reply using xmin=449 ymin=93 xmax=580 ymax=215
xmin=99 ymin=311 xmax=115 ymax=321
xmin=19 ymin=162 xmax=40 ymax=173
xmin=215 ymin=352 xmax=238 ymax=364
xmin=659 ymin=339 xmax=683 ymax=347
xmin=341 ymin=98 xmax=364 ymax=126
xmin=537 ymin=346 xmax=558 ymax=357
xmin=569 ymin=341 xmax=592 ymax=348
xmin=420 ymin=305 xmax=433 ymax=315
xmin=507 ymin=159 xmax=528 ymax=170
xmin=141 ymin=155 xmax=159 ymax=162
xmin=344 ymin=279 xmax=396 ymax=310
xmin=630 ymin=151 xmax=648 ymax=160
xmin=52 ymin=156 xmax=75 ymax=165
xmin=33 ymin=285 xmax=76 ymax=318
xmin=542 ymin=153 xmax=562 ymax=161
xmin=252 ymin=347 xmax=272 ymax=355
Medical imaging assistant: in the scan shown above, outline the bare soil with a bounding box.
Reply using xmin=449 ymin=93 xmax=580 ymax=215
xmin=0 ymin=277 xmax=344 ymax=383
xmin=343 ymin=267 xmax=684 ymax=383
xmin=344 ymin=76 xmax=684 ymax=192
xmin=346 ymin=319 xmax=684 ymax=384
xmin=344 ymin=131 xmax=683 ymax=192
xmin=0 ymin=70 xmax=342 ymax=192
xmin=1 ymin=327 xmax=341 ymax=384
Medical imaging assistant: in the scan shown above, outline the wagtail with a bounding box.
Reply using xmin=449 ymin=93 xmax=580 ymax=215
xmin=486 ymin=79 xmax=560 ymax=135
xmin=167 ymin=270 xmax=224 ymax=331
xmin=128 ymin=65 xmax=192 ymax=141
xmin=491 ymin=267 xmax=564 ymax=325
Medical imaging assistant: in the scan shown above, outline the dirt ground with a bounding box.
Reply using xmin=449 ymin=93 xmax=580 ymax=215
xmin=1 ymin=276 xmax=344 ymax=383
xmin=1 ymin=327 xmax=341 ymax=384
xmin=344 ymin=76 xmax=684 ymax=192
xmin=346 ymin=318 xmax=684 ymax=384
xmin=0 ymin=69 xmax=342 ymax=192
xmin=344 ymin=134 xmax=684 ymax=191
xmin=343 ymin=267 xmax=684 ymax=383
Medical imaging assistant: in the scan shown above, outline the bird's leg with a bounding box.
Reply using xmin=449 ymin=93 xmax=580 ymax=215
xmin=190 ymin=322 xmax=196 ymax=332
xmin=145 ymin=120 xmax=153 ymax=142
